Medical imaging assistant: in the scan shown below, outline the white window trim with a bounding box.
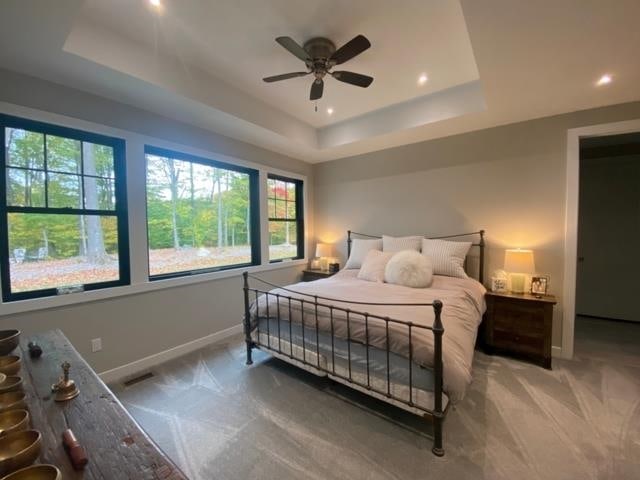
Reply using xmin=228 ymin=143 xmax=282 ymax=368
xmin=0 ymin=102 xmax=308 ymax=316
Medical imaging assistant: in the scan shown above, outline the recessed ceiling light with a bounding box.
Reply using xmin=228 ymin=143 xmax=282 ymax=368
xmin=327 ymin=107 xmax=334 ymax=115
xmin=596 ymin=74 xmax=612 ymax=86
xmin=418 ymin=74 xmax=428 ymax=85
xmin=149 ymin=0 xmax=161 ymax=7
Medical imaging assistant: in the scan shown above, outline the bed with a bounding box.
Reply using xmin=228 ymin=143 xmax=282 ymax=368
xmin=242 ymin=230 xmax=486 ymax=456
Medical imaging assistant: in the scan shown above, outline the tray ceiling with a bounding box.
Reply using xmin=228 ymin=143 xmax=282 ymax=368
xmin=1 ymin=0 xmax=639 ymax=162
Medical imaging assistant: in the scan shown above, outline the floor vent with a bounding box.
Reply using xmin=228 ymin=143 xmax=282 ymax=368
xmin=123 ymin=372 xmax=154 ymax=387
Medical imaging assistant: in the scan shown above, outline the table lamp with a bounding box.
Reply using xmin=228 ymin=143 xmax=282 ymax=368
xmin=504 ymin=249 xmax=535 ymax=293
xmin=315 ymin=243 xmax=334 ymax=271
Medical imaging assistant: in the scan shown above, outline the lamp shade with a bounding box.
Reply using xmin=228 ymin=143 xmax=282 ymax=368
xmin=315 ymin=243 xmax=333 ymax=258
xmin=504 ymin=249 xmax=535 ymax=274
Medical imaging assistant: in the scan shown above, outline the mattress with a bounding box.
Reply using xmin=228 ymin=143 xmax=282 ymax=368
xmin=250 ymin=270 xmax=486 ymax=403
xmin=255 ymin=316 xmax=448 ymax=412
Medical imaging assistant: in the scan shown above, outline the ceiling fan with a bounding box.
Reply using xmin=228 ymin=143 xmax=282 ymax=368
xmin=263 ymin=35 xmax=373 ymax=101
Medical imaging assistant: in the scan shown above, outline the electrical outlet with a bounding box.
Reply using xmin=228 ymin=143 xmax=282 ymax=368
xmin=91 ymin=338 xmax=102 ymax=353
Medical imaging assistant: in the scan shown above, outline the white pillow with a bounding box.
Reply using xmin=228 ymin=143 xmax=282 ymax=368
xmin=421 ymin=238 xmax=472 ymax=278
xmin=345 ymin=238 xmax=383 ymax=269
xmin=357 ymin=250 xmax=394 ymax=283
xmin=382 ymin=235 xmax=423 ymax=253
xmin=384 ymin=250 xmax=433 ymax=288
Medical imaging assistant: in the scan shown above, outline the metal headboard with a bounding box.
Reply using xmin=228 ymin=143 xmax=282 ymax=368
xmin=347 ymin=230 xmax=486 ymax=284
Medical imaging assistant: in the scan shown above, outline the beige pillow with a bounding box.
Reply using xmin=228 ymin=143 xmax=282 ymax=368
xmin=345 ymin=238 xmax=383 ymax=269
xmin=383 ymin=235 xmax=423 ymax=253
xmin=421 ymin=238 xmax=472 ymax=278
xmin=357 ymin=250 xmax=394 ymax=283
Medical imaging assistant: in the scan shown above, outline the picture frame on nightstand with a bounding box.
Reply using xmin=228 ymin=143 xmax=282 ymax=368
xmin=531 ymin=275 xmax=549 ymax=296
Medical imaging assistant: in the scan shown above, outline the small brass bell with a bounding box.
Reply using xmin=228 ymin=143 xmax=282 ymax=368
xmin=52 ymin=361 xmax=80 ymax=401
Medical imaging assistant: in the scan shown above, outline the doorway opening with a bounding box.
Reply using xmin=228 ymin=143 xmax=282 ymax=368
xmin=575 ymin=132 xmax=640 ymax=358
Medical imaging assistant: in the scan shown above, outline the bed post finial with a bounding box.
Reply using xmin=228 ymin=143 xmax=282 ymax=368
xmin=431 ymin=299 xmax=445 ymax=456
xmin=347 ymin=230 xmax=352 ymax=257
xmin=242 ymin=271 xmax=253 ymax=365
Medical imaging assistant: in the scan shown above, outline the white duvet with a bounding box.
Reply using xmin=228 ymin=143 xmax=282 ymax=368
xmin=251 ymin=269 xmax=486 ymax=403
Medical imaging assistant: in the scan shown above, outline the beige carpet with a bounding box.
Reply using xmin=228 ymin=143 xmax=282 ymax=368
xmin=113 ymin=317 xmax=640 ymax=480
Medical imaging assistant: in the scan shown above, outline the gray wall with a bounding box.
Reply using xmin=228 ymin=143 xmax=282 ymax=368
xmin=0 ymin=69 xmax=312 ymax=373
xmin=313 ymin=101 xmax=640 ymax=347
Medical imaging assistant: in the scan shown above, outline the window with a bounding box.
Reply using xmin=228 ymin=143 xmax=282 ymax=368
xmin=145 ymin=146 xmax=260 ymax=279
xmin=268 ymin=174 xmax=304 ymax=261
xmin=0 ymin=114 xmax=129 ymax=301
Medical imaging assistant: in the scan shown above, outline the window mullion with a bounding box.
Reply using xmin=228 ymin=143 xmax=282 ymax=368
xmin=260 ymin=170 xmax=270 ymax=266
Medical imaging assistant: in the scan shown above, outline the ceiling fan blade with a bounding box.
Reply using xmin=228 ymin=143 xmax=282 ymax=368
xmin=275 ymin=36 xmax=310 ymax=62
xmin=330 ymin=35 xmax=371 ymax=65
xmin=331 ymin=71 xmax=374 ymax=88
xmin=263 ymin=72 xmax=310 ymax=82
xmin=310 ymin=79 xmax=324 ymax=100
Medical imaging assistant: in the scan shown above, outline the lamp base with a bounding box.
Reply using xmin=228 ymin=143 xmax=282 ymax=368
xmin=509 ymin=273 xmax=526 ymax=293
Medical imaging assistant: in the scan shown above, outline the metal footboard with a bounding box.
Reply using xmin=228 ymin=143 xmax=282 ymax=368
xmin=242 ymin=271 xmax=446 ymax=456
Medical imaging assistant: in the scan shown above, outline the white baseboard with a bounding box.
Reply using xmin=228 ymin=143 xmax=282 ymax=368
xmin=99 ymin=323 xmax=243 ymax=385
xmin=551 ymin=346 xmax=564 ymax=358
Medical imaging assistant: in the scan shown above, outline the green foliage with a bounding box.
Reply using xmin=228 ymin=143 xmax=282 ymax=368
xmin=8 ymin=213 xmax=118 ymax=258
xmin=5 ymin=128 xmax=118 ymax=260
xmin=145 ymin=155 xmax=252 ymax=250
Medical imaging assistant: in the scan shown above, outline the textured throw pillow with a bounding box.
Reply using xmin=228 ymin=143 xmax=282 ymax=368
xmin=357 ymin=250 xmax=394 ymax=283
xmin=345 ymin=238 xmax=383 ymax=269
xmin=382 ymin=235 xmax=423 ymax=253
xmin=421 ymin=238 xmax=472 ymax=278
xmin=384 ymin=250 xmax=433 ymax=288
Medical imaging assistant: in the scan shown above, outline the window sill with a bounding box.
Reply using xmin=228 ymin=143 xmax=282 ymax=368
xmin=0 ymin=258 xmax=307 ymax=317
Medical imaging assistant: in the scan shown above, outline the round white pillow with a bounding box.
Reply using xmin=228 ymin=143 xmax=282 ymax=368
xmin=384 ymin=250 xmax=433 ymax=288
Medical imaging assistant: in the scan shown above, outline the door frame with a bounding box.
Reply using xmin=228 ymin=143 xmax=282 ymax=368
xmin=563 ymin=118 xmax=640 ymax=358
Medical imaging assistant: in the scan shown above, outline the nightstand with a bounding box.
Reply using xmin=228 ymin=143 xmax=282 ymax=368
xmin=302 ymin=269 xmax=336 ymax=282
xmin=481 ymin=291 xmax=556 ymax=369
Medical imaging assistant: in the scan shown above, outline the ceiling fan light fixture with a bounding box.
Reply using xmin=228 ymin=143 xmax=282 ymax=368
xmin=263 ymin=34 xmax=373 ymax=101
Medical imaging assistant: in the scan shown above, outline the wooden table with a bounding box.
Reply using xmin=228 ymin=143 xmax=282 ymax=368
xmin=18 ymin=329 xmax=187 ymax=479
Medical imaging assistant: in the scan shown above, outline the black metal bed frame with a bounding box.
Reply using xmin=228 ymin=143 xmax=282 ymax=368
xmin=243 ymin=230 xmax=485 ymax=457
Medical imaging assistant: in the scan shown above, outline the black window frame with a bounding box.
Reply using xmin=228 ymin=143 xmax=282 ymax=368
xmin=0 ymin=114 xmax=130 ymax=302
xmin=268 ymin=173 xmax=304 ymax=262
xmin=144 ymin=145 xmax=261 ymax=280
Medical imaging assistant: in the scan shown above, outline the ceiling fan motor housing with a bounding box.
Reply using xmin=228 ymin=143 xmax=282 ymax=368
xmin=304 ymin=37 xmax=336 ymax=62
xmin=304 ymin=37 xmax=336 ymax=80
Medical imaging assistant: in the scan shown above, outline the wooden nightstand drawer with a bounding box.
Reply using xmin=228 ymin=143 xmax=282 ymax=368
xmin=492 ymin=329 xmax=544 ymax=356
xmin=493 ymin=301 xmax=545 ymax=336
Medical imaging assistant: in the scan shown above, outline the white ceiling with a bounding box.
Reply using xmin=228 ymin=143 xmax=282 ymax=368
xmin=1 ymin=0 xmax=639 ymax=163
xmin=76 ymin=0 xmax=480 ymax=128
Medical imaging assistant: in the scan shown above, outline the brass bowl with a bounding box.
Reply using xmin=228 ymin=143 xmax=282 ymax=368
xmin=0 ymin=430 xmax=41 ymax=476
xmin=0 ymin=393 xmax=26 ymax=414
xmin=0 ymin=378 xmax=22 ymax=395
xmin=0 ymin=357 xmax=20 ymax=377
xmin=0 ymin=410 xmax=29 ymax=437
xmin=0 ymin=464 xmax=61 ymax=480
xmin=0 ymin=332 xmax=20 ymax=357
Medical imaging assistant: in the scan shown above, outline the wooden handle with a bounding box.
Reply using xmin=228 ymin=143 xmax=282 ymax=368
xmin=63 ymin=428 xmax=89 ymax=469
